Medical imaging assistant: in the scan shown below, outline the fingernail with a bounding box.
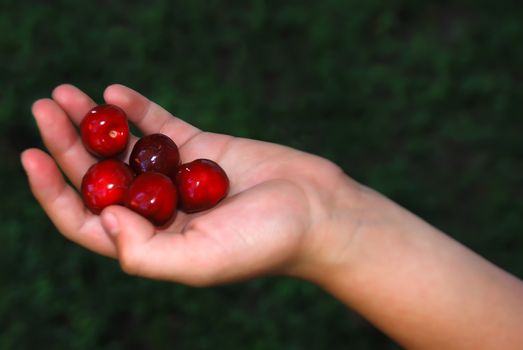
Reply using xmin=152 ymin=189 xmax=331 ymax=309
xmin=20 ymin=151 xmax=30 ymax=172
xmin=102 ymin=212 xmax=120 ymax=237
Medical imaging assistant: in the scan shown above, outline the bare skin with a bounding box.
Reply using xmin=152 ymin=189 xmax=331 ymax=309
xmin=21 ymin=84 xmax=523 ymax=349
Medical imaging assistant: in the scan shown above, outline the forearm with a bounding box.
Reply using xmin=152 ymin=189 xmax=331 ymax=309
xmin=308 ymin=181 xmax=523 ymax=349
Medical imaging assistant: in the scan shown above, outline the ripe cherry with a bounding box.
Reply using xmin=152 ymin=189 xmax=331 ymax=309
xmin=175 ymin=159 xmax=229 ymax=213
xmin=126 ymin=172 xmax=177 ymax=226
xmin=80 ymin=104 xmax=129 ymax=157
xmin=129 ymin=133 xmax=180 ymax=178
xmin=81 ymin=159 xmax=134 ymax=214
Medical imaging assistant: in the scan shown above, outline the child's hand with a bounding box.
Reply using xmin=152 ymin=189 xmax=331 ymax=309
xmin=21 ymin=84 xmax=361 ymax=285
xmin=22 ymin=84 xmax=523 ymax=348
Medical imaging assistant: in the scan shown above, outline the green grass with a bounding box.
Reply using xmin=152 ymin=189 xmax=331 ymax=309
xmin=2 ymin=1 xmax=522 ymax=348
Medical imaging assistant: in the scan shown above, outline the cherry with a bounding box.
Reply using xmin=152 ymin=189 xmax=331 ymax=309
xmin=126 ymin=172 xmax=177 ymax=226
xmin=129 ymin=133 xmax=180 ymax=178
xmin=80 ymin=104 xmax=129 ymax=157
xmin=81 ymin=159 xmax=134 ymax=214
xmin=175 ymin=159 xmax=229 ymax=213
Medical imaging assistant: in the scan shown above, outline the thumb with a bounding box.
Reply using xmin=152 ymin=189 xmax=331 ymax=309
xmin=101 ymin=205 xmax=156 ymax=275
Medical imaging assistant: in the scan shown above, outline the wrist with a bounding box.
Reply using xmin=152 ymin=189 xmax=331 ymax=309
xmin=289 ymin=173 xmax=418 ymax=290
xmin=285 ymin=171 xmax=373 ymax=284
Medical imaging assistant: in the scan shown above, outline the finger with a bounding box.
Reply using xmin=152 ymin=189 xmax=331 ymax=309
xmin=51 ymin=84 xmax=97 ymax=125
xmin=100 ymin=206 xmax=163 ymax=277
xmin=32 ymin=98 xmax=96 ymax=188
xmin=21 ymin=148 xmax=117 ymax=258
xmin=101 ymin=205 xmax=215 ymax=285
xmin=103 ymin=84 xmax=201 ymax=145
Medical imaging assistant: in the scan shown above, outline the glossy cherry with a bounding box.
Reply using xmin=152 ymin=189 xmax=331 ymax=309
xmin=129 ymin=133 xmax=180 ymax=178
xmin=175 ymin=159 xmax=229 ymax=213
xmin=81 ymin=159 xmax=134 ymax=214
xmin=80 ymin=104 xmax=129 ymax=157
xmin=126 ymin=172 xmax=177 ymax=226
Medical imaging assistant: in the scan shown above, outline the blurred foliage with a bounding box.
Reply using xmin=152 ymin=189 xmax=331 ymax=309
xmin=1 ymin=0 xmax=523 ymax=348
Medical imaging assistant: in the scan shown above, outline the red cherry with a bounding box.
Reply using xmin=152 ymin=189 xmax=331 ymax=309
xmin=175 ymin=159 xmax=229 ymax=213
xmin=129 ymin=133 xmax=180 ymax=178
xmin=81 ymin=159 xmax=134 ymax=214
xmin=126 ymin=172 xmax=177 ymax=226
xmin=80 ymin=104 xmax=129 ymax=157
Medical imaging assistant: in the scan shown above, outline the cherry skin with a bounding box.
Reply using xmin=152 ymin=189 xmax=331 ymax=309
xmin=129 ymin=133 xmax=180 ymax=178
xmin=126 ymin=172 xmax=177 ymax=226
xmin=81 ymin=159 xmax=134 ymax=214
xmin=80 ymin=104 xmax=129 ymax=157
xmin=175 ymin=159 xmax=230 ymax=213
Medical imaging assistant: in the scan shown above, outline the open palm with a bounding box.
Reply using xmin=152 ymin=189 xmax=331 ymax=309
xmin=22 ymin=84 xmax=354 ymax=285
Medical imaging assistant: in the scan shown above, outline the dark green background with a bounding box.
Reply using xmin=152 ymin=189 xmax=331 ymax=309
xmin=2 ymin=1 xmax=522 ymax=349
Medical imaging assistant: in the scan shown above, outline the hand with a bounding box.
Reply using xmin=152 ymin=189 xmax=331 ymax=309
xmin=22 ymin=84 xmax=363 ymax=286
xmin=22 ymin=85 xmax=523 ymax=348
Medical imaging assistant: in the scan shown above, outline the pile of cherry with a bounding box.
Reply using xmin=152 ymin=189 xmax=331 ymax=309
xmin=80 ymin=104 xmax=229 ymax=226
